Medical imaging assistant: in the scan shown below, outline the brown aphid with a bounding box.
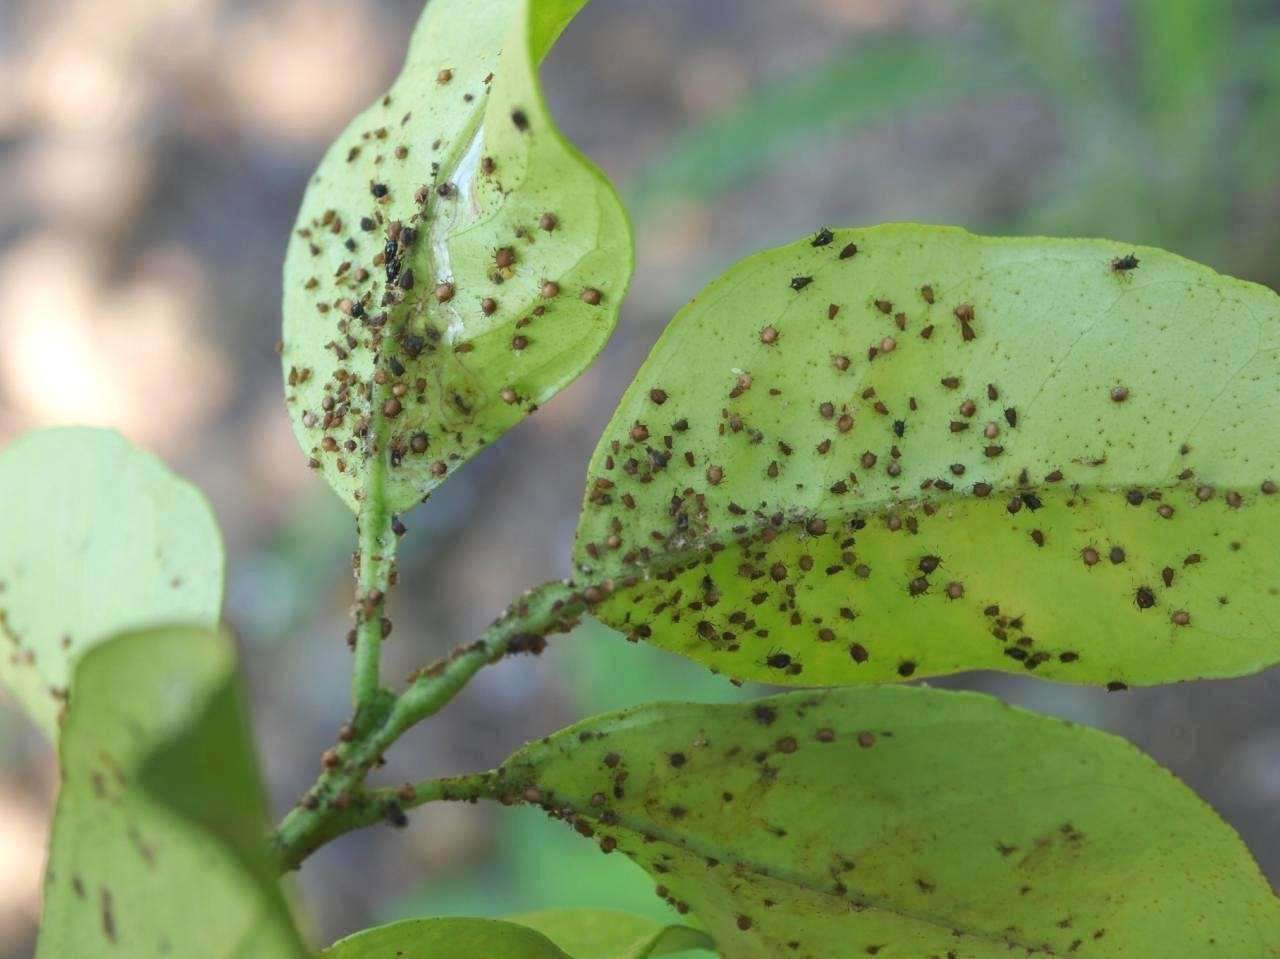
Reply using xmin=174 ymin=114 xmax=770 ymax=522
xmin=1110 ymin=385 xmax=1130 ymax=403
xmin=480 ymin=155 xmax=496 ymax=175
xmin=874 ymin=299 xmax=893 ymax=314
xmin=880 ymin=336 xmax=896 ymax=353
xmin=499 ymin=388 xmax=518 ymax=405
xmin=1111 ymin=253 xmax=1140 ymax=272
xmin=540 ymin=280 xmax=560 ymax=298
xmin=1171 ymin=610 xmax=1191 ymax=626
xmin=833 ymin=354 xmax=851 ymax=371
xmin=382 ymin=397 xmax=402 ymax=418
xmin=920 ymin=285 xmax=935 ymax=304
xmin=437 ymin=68 xmax=454 ymax=84
xmin=1135 ymin=586 xmax=1156 ymax=609
xmin=539 ymin=212 xmax=558 ymax=231
xmin=839 ymin=243 xmax=858 ymax=259
xmin=857 ymin=731 xmax=876 ymax=748
xmin=410 ymin=432 xmax=429 ymax=453
xmin=706 ymin=464 xmax=724 ymax=485
xmin=760 ymin=325 xmax=779 ymax=344
xmin=494 ymin=246 xmax=516 ymax=269
xmin=481 ymin=297 xmax=498 ymax=315
xmin=945 ymin=581 xmax=964 ymax=599
xmin=581 ymin=287 xmax=603 ymax=305
xmin=435 ymin=282 xmax=456 ymax=302
xmin=512 ymin=334 xmax=529 ymax=350
xmin=1081 ymin=547 xmax=1101 ymax=567
xmin=630 ymin=423 xmax=650 ymax=442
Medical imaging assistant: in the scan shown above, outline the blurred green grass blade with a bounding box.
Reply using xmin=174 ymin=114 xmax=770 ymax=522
xmin=627 ymin=32 xmax=1013 ymax=215
xmin=975 ymin=0 xmax=1110 ymax=108
xmin=1132 ymin=0 xmax=1224 ymax=143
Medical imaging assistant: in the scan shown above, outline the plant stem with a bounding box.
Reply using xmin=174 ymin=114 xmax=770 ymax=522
xmin=383 ymin=579 xmax=586 ymax=741
xmin=268 ymin=579 xmax=592 ymax=873
xmin=352 ymin=493 xmax=394 ymax=718
xmin=269 ymin=772 xmax=500 ymax=873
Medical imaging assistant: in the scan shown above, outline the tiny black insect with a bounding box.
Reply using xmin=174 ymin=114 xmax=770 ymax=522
xmin=1111 ymin=253 xmax=1139 ymax=272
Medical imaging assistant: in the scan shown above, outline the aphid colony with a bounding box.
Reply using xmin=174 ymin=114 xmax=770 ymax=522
xmin=283 ymin=72 xmax=611 ymax=507
xmin=574 ymin=231 xmax=1275 ymax=687
xmin=484 ymin=693 xmax=1111 ymax=958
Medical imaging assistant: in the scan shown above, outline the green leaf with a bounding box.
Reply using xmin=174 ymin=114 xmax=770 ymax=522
xmin=574 ymin=224 xmax=1280 ymax=687
xmin=500 ymin=687 xmax=1280 ymax=958
xmin=323 ymin=912 xmax=712 ymax=959
xmin=282 ymin=0 xmax=632 ymax=514
xmin=0 ymin=428 xmax=224 ymax=736
xmin=38 ymin=626 xmax=306 ymax=958
xmin=322 ymin=917 xmax=573 ymax=958
xmin=510 ymin=908 xmax=714 ymax=958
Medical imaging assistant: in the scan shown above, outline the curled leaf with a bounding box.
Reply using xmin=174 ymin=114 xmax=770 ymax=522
xmin=282 ymin=0 xmax=632 ymax=514
xmin=574 ymin=225 xmax=1280 ymax=686
xmin=38 ymin=627 xmax=305 ymax=958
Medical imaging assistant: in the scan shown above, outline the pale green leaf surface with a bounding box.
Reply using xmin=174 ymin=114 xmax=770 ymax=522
xmin=0 ymin=428 xmax=224 ymax=736
xmin=38 ymin=627 xmax=305 ymax=959
xmin=574 ymin=225 xmax=1280 ymax=686
xmin=501 ymin=687 xmax=1280 ymax=958
xmin=510 ymin=907 xmax=714 ymax=958
xmin=282 ymin=0 xmax=632 ymax=514
xmin=322 ymin=917 xmax=573 ymax=958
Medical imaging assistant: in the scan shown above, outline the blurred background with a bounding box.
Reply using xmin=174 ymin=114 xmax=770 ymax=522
xmin=2 ymin=0 xmax=1280 ymax=953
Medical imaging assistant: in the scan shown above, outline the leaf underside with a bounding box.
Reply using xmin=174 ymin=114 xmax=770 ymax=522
xmin=282 ymin=0 xmax=632 ymax=515
xmin=500 ymin=687 xmax=1280 ymax=958
xmin=574 ymin=224 xmax=1280 ymax=687
xmin=37 ymin=627 xmax=305 ymax=959
xmin=0 ymin=428 xmax=224 ymax=737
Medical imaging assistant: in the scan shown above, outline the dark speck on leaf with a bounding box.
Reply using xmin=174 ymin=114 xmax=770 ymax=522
xmin=790 ymin=276 xmax=813 ymax=291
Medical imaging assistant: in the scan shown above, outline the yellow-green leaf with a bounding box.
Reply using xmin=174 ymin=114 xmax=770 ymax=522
xmin=510 ymin=908 xmax=714 ymax=958
xmin=322 ymin=917 xmax=573 ymax=959
xmin=0 ymin=428 xmax=224 ymax=736
xmin=38 ymin=627 xmax=306 ymax=958
xmin=501 ymin=687 xmax=1280 ymax=958
xmin=574 ymin=225 xmax=1280 ymax=687
xmin=282 ymin=0 xmax=632 ymax=514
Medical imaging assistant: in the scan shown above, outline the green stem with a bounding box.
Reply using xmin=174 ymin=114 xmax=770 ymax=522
xmin=269 ymin=772 xmax=500 ymax=873
xmin=384 ymin=580 xmax=585 ymax=740
xmin=268 ymin=579 xmax=590 ymax=872
xmin=352 ymin=490 xmax=394 ymax=717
